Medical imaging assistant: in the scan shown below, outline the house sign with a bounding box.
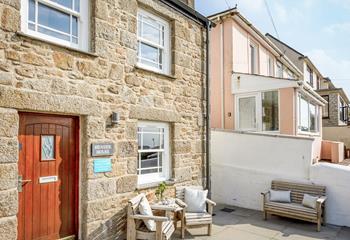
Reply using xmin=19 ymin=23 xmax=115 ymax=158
xmin=91 ymin=142 xmax=114 ymax=157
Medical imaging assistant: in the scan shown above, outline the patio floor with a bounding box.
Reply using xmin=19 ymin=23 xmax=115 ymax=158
xmin=173 ymin=204 xmax=350 ymax=240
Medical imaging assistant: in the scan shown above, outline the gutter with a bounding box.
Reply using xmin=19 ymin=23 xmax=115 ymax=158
xmin=297 ymin=81 xmax=328 ymax=105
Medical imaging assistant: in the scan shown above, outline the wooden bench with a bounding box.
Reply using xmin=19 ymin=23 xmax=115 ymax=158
xmin=262 ymin=180 xmax=327 ymax=232
xmin=127 ymin=194 xmax=175 ymax=240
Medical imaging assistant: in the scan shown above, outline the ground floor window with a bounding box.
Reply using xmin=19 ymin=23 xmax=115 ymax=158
xmin=298 ymin=94 xmax=320 ymax=133
xmin=137 ymin=121 xmax=170 ymax=185
xmin=236 ymin=90 xmax=279 ymax=132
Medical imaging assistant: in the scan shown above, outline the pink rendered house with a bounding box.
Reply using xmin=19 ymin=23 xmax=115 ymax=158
xmin=208 ymin=8 xmax=343 ymax=163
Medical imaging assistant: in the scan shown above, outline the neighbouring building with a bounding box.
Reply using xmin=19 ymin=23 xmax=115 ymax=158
xmin=0 ymin=0 xmax=209 ymax=239
xmin=317 ymin=77 xmax=350 ymax=127
xmin=209 ymin=8 xmax=325 ymax=141
xmin=266 ymin=34 xmax=347 ymax=163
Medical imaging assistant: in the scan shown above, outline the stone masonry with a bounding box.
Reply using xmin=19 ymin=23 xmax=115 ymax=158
xmin=321 ymin=92 xmax=343 ymax=127
xmin=0 ymin=0 xmax=207 ymax=239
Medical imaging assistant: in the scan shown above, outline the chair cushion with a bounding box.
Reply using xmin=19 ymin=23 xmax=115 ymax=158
xmin=184 ymin=188 xmax=208 ymax=213
xmin=269 ymin=189 xmax=291 ymax=203
xmin=265 ymin=201 xmax=317 ymax=218
xmin=139 ymin=196 xmax=156 ymax=231
xmin=302 ymin=194 xmax=318 ymax=209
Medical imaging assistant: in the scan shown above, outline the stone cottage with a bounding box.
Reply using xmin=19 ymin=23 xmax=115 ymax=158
xmin=0 ymin=0 xmax=210 ymax=239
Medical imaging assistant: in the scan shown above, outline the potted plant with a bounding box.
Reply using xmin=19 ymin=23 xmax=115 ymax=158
xmin=155 ymin=181 xmax=167 ymax=203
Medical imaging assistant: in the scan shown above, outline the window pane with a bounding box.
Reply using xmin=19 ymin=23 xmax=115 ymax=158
xmin=142 ymin=133 xmax=161 ymax=150
xmin=300 ymin=97 xmax=309 ymax=131
xmin=139 ymin=42 xmax=159 ymax=63
xmin=29 ymin=0 xmax=35 ymax=22
xmin=239 ymin=96 xmax=256 ymax=129
xmin=322 ymin=96 xmax=329 ymax=118
xmin=38 ymin=26 xmax=70 ymax=41
xmin=310 ymin=104 xmax=316 ymax=132
xmin=74 ymin=0 xmax=80 ymax=12
xmin=72 ymin=16 xmax=78 ymax=37
xmin=141 ymin=20 xmax=162 ymax=45
xmin=41 ymin=135 xmax=55 ymax=160
xmin=51 ymin=0 xmax=73 ymax=9
xmin=250 ymin=45 xmax=255 ymax=74
xmin=140 ymin=152 xmax=158 ymax=169
xmin=262 ymin=91 xmax=279 ymax=131
xmin=38 ymin=3 xmax=70 ymax=34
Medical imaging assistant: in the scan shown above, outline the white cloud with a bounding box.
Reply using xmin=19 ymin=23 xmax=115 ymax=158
xmin=306 ymin=49 xmax=350 ymax=95
xmin=324 ymin=22 xmax=350 ymax=34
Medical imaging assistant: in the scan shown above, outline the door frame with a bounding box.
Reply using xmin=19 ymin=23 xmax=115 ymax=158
xmin=18 ymin=112 xmax=81 ymax=239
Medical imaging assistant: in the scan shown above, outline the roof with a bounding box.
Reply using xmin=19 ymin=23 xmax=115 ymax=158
xmin=266 ymin=34 xmax=324 ymax=77
xmin=266 ymin=33 xmax=304 ymax=72
xmin=159 ymin=0 xmax=210 ymax=26
xmin=316 ymin=88 xmax=350 ymax=104
xmin=208 ymin=8 xmax=303 ymax=78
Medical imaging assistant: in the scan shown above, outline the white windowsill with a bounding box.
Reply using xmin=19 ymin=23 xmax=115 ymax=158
xmin=137 ymin=179 xmax=176 ymax=190
xmin=135 ymin=64 xmax=176 ymax=80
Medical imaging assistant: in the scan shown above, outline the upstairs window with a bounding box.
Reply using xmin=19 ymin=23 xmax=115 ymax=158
xmin=306 ymin=66 xmax=313 ymax=86
xmin=339 ymin=98 xmax=348 ymax=123
xmin=137 ymin=9 xmax=170 ymax=74
xmin=322 ymin=95 xmax=329 ymax=118
xmin=21 ymin=0 xmax=89 ymax=51
xmin=276 ymin=61 xmax=283 ymax=78
xmin=249 ymin=41 xmax=258 ymax=74
xmin=267 ymin=56 xmax=274 ymax=77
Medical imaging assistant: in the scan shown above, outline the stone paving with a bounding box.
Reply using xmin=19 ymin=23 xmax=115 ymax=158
xmin=173 ymin=204 xmax=350 ymax=240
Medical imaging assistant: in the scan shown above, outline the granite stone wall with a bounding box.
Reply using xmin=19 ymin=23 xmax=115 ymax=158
xmin=0 ymin=0 xmax=207 ymax=239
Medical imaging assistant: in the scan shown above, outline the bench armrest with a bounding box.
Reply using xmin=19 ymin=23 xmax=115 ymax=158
xmin=317 ymin=196 xmax=327 ymax=205
xmin=261 ymin=191 xmax=270 ymax=196
xmin=206 ymin=198 xmax=216 ymax=206
xmin=131 ymin=214 xmax=169 ymax=222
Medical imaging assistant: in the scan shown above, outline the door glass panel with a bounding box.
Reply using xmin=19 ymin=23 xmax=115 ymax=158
xmin=239 ymin=96 xmax=256 ymax=130
xmin=41 ymin=135 xmax=55 ymax=160
xmin=262 ymin=91 xmax=279 ymax=131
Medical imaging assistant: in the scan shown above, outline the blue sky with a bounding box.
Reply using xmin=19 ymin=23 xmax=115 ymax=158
xmin=195 ymin=0 xmax=350 ymax=95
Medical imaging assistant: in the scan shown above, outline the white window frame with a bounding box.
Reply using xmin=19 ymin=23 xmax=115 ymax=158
xmin=249 ymin=40 xmax=259 ymax=74
xmin=235 ymin=90 xmax=280 ymax=132
xmin=297 ymin=93 xmax=320 ymax=135
xmin=276 ymin=61 xmax=283 ymax=78
xmin=137 ymin=9 xmax=170 ymax=75
xmin=137 ymin=121 xmax=170 ymax=185
xmin=20 ymin=0 xmax=90 ymax=51
xmin=267 ymin=55 xmax=274 ymax=77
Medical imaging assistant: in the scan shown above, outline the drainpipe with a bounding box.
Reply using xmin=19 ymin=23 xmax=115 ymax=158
xmin=206 ymin=22 xmax=212 ymax=198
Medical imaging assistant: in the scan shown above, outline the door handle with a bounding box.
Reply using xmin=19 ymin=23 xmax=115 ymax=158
xmin=18 ymin=175 xmax=32 ymax=192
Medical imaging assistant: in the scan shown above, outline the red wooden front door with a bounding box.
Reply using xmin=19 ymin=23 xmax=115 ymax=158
xmin=18 ymin=113 xmax=79 ymax=240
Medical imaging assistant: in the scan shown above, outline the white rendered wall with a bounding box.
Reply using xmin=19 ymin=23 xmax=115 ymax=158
xmin=211 ymin=129 xmax=350 ymax=227
xmin=310 ymin=163 xmax=350 ymax=227
xmin=211 ymin=130 xmax=314 ymax=210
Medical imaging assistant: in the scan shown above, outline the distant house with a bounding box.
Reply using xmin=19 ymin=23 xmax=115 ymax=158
xmin=209 ymin=8 xmax=326 ymax=138
xmin=317 ymin=77 xmax=350 ymax=127
xmin=266 ymin=33 xmax=349 ymax=160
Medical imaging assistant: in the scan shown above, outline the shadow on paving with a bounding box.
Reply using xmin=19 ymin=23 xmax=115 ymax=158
xmin=172 ymin=204 xmax=350 ymax=240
